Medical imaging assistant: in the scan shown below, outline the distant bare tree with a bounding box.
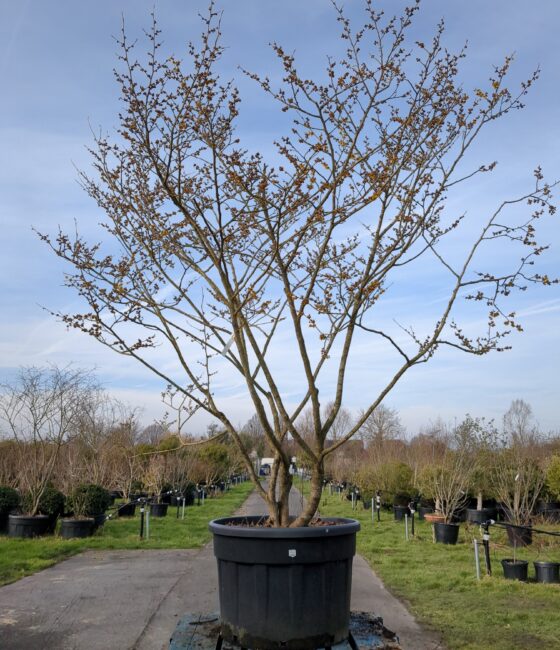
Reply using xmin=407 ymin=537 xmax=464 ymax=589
xmin=359 ymin=405 xmax=403 ymax=447
xmin=503 ymin=399 xmax=537 ymax=446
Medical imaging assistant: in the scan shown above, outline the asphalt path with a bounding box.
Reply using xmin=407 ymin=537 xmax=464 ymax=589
xmin=0 ymin=486 xmax=444 ymax=649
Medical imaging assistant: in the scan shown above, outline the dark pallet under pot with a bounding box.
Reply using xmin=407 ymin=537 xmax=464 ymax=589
xmin=169 ymin=611 xmax=400 ymax=649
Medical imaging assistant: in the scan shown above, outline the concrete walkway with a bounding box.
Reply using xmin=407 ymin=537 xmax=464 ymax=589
xmin=0 ymin=488 xmax=444 ymax=649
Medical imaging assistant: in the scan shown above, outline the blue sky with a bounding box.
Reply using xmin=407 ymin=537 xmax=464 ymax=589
xmin=0 ymin=1 xmax=558 ymax=435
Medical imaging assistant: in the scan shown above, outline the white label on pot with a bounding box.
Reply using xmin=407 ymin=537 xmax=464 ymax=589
xmin=288 ymin=549 xmax=296 ymax=558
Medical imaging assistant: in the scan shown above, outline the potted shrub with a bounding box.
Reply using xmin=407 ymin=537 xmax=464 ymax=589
xmin=369 ymin=461 xmax=415 ymax=521
xmin=12 ymin=486 xmax=66 ymax=537
xmin=418 ymin=447 xmax=473 ymax=545
xmin=491 ymin=446 xmax=545 ymax=548
xmin=61 ymin=487 xmax=95 ymax=539
xmin=67 ymin=483 xmax=111 ymax=531
xmin=462 ymin=417 xmax=499 ymax=524
xmin=541 ymin=455 xmax=560 ymax=519
xmin=143 ymin=456 xmax=169 ymax=517
xmin=43 ymin=1 xmax=557 ymax=646
xmin=0 ymin=486 xmax=20 ymax=534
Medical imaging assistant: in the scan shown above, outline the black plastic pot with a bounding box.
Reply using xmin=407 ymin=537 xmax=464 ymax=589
xmin=466 ymin=507 xmax=497 ymax=524
xmin=8 ymin=514 xmax=50 ymax=538
xmin=501 ymin=559 xmax=528 ymax=581
xmin=537 ymin=500 xmax=560 ymax=513
xmin=539 ymin=509 xmax=560 ymax=523
xmin=209 ymin=516 xmax=360 ymax=649
xmin=451 ymin=507 xmax=467 ymax=523
xmin=149 ymin=502 xmax=168 ymax=517
xmin=417 ymin=506 xmax=433 ymax=521
xmin=60 ymin=518 xmax=94 ymax=539
xmin=92 ymin=513 xmax=106 ymax=531
xmin=117 ymin=503 xmax=136 ymax=517
xmin=506 ymin=524 xmax=532 ymax=547
xmin=534 ymin=561 xmax=560 ymax=584
xmin=433 ymin=522 xmax=460 ymax=545
xmin=393 ymin=505 xmax=409 ymax=521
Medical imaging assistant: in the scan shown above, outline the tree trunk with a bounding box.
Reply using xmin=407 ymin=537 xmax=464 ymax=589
xmin=291 ymin=464 xmax=324 ymax=527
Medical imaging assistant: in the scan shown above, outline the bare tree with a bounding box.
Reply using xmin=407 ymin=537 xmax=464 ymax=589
xmin=42 ymin=3 xmax=556 ymax=525
xmin=0 ymin=366 xmax=95 ymax=515
xmin=359 ymin=405 xmax=403 ymax=448
xmin=417 ymin=428 xmax=473 ymax=524
xmin=503 ymin=399 xmax=537 ymax=446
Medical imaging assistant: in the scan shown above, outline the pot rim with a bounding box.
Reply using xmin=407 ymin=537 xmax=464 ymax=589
xmin=209 ymin=515 xmax=360 ymax=539
xmin=8 ymin=514 xmax=50 ymax=520
xmin=501 ymin=558 xmax=528 ymax=566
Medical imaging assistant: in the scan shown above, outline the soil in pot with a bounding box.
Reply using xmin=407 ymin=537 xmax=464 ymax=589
xmin=8 ymin=514 xmax=51 ymax=538
xmin=434 ymin=522 xmax=460 ymax=544
xmin=501 ymin=559 xmax=528 ymax=581
xmin=209 ymin=516 xmax=360 ymax=649
xmin=466 ymin=507 xmax=497 ymax=524
xmin=506 ymin=524 xmax=532 ymax=547
xmin=149 ymin=502 xmax=168 ymax=517
xmin=393 ymin=505 xmax=409 ymax=521
xmin=60 ymin=518 xmax=94 ymax=539
xmin=534 ymin=561 xmax=560 ymax=584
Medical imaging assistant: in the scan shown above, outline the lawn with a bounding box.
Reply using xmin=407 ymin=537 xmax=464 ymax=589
xmin=0 ymin=481 xmax=253 ymax=587
xmin=316 ymin=490 xmax=560 ymax=650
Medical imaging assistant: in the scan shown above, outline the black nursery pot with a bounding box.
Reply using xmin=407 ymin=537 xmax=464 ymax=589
xmin=92 ymin=513 xmax=106 ymax=531
xmin=393 ymin=505 xmax=409 ymax=521
xmin=417 ymin=506 xmax=434 ymax=521
xmin=506 ymin=524 xmax=532 ymax=547
xmin=117 ymin=503 xmax=136 ymax=517
xmin=534 ymin=561 xmax=560 ymax=584
xmin=209 ymin=516 xmax=360 ymax=650
xmin=149 ymin=502 xmax=168 ymax=517
xmin=466 ymin=507 xmax=497 ymax=524
xmin=60 ymin=518 xmax=94 ymax=539
xmin=501 ymin=559 xmax=528 ymax=581
xmin=8 ymin=514 xmax=50 ymax=538
xmin=433 ymin=522 xmax=460 ymax=545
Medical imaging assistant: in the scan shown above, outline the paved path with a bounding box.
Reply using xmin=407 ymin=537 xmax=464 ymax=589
xmin=0 ymin=487 xmax=444 ymax=649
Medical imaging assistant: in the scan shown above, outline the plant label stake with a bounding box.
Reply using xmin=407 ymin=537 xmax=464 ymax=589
xmin=139 ymin=504 xmax=145 ymax=540
xmin=146 ymin=509 xmax=150 ymax=540
xmin=376 ymin=492 xmax=381 ymax=522
xmin=371 ymin=496 xmax=374 ymax=524
xmin=473 ymin=539 xmax=481 ymax=580
xmin=409 ymin=501 xmax=415 ymax=537
xmin=482 ymin=522 xmax=492 ymax=576
xmin=405 ymin=514 xmax=409 ymax=541
xmin=182 ymin=497 xmax=186 ymax=520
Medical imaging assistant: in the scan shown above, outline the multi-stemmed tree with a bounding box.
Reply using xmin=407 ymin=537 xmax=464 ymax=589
xmin=43 ymin=2 xmax=556 ymax=526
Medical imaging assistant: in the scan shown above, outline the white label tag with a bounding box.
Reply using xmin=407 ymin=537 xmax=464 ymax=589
xmin=288 ymin=549 xmax=296 ymax=558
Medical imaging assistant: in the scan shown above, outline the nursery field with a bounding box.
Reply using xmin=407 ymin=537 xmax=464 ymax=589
xmin=317 ymin=490 xmax=560 ymax=650
xmin=0 ymin=481 xmax=253 ymax=587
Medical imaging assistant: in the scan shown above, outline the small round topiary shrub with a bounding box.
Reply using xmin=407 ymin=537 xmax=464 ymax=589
xmin=22 ymin=486 xmax=66 ymax=517
xmin=67 ymin=484 xmax=112 ymax=517
xmin=0 ymin=486 xmax=20 ymax=514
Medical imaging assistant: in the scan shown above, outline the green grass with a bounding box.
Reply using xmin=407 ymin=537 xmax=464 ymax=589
xmin=316 ymin=491 xmax=560 ymax=650
xmin=0 ymin=481 xmax=253 ymax=587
